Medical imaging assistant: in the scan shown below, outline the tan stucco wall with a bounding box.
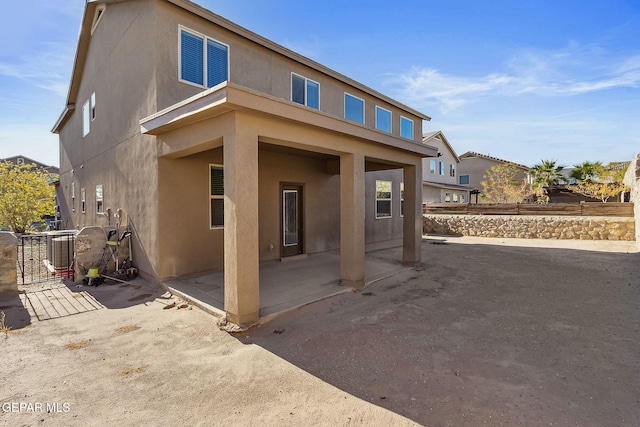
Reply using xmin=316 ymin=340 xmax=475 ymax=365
xmin=155 ymin=143 xmax=408 ymax=280
xmin=154 ymin=0 xmax=424 ymax=142
xmin=422 ymin=137 xmax=457 ymax=185
xmin=58 ymin=0 xmax=160 ymax=279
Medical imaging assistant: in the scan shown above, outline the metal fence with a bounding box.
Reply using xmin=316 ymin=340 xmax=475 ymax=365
xmin=16 ymin=231 xmax=77 ymax=285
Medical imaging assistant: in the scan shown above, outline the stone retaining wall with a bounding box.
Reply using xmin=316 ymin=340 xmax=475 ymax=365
xmin=623 ymin=153 xmax=640 ymax=245
xmin=423 ymin=215 xmax=635 ymax=240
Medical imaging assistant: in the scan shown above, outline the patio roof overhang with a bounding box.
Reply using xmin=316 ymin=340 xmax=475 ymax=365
xmin=140 ymin=82 xmax=438 ymax=159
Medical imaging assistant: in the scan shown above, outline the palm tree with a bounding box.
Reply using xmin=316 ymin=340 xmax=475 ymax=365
xmin=570 ymin=161 xmax=604 ymax=183
xmin=530 ymin=159 xmax=565 ymax=203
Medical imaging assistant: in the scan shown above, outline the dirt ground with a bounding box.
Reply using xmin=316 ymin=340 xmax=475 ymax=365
xmin=1 ymin=236 xmax=639 ymax=426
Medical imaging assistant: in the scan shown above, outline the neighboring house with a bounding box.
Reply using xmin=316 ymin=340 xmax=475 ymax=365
xmin=421 ymin=132 xmax=471 ymax=204
xmin=458 ymin=152 xmax=531 ymax=203
xmin=1 ymin=155 xmax=59 ymax=176
xmin=52 ymin=0 xmax=437 ymax=325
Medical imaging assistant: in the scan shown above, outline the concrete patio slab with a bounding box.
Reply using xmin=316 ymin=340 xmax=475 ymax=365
xmin=163 ymin=247 xmax=412 ymax=318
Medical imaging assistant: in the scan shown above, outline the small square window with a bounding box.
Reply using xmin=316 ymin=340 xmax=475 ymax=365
xmin=375 ymin=106 xmax=391 ymax=133
xmin=400 ymin=116 xmax=413 ymax=139
xmin=344 ymin=93 xmax=364 ymax=124
xmin=291 ymin=73 xmax=320 ymax=110
xmin=459 ymin=175 xmax=470 ymax=185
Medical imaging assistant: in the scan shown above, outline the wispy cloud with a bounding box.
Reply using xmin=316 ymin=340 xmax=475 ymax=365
xmin=388 ymin=45 xmax=640 ymax=112
xmin=0 ymin=46 xmax=72 ymax=98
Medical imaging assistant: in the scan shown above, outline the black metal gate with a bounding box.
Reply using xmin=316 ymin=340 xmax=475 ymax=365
xmin=16 ymin=232 xmax=76 ymax=285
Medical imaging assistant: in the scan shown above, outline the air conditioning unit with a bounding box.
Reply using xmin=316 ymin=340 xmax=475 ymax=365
xmin=51 ymin=236 xmax=75 ymax=270
xmin=45 ymin=231 xmax=78 ymax=270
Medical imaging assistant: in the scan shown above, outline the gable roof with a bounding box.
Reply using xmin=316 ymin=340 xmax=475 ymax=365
xmin=53 ymin=0 xmax=431 ymax=133
xmin=422 ymin=131 xmax=460 ymax=163
xmin=459 ymin=151 xmax=530 ymax=171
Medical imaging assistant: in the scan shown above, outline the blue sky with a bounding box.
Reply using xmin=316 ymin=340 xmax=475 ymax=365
xmin=1 ymin=0 xmax=638 ymax=168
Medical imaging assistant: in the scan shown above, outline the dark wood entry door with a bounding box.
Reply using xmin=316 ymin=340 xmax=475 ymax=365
xmin=281 ymin=184 xmax=303 ymax=257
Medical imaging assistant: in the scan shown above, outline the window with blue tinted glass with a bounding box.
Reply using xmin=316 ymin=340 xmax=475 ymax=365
xmin=180 ymin=29 xmax=204 ymax=86
xmin=459 ymin=175 xmax=470 ymax=185
xmin=292 ymin=74 xmax=305 ymax=105
xmin=291 ymin=74 xmax=320 ymax=109
xmin=400 ymin=116 xmax=413 ymax=139
xmin=306 ymin=80 xmax=319 ymax=109
xmin=207 ymin=38 xmax=228 ymax=87
xmin=180 ymin=27 xmax=228 ymax=88
xmin=345 ymin=93 xmax=364 ymax=124
xmin=429 ymin=159 xmax=437 ymax=174
xmin=375 ymin=106 xmax=391 ymax=132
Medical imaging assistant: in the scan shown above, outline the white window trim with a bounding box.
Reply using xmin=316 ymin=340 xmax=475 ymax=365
xmin=375 ymin=106 xmax=392 ymax=133
xmin=375 ymin=180 xmax=392 ymax=219
xmin=400 ymin=182 xmax=404 ymax=218
xmin=209 ymin=163 xmax=224 ymax=229
xmin=82 ymin=99 xmax=91 ymax=137
xmin=178 ymin=25 xmax=230 ymax=90
xmin=91 ymin=4 xmax=106 ymax=35
xmin=96 ymin=184 xmax=104 ymax=215
xmin=429 ymin=159 xmax=437 ymax=174
xmin=291 ymin=72 xmax=320 ymax=109
xmin=400 ymin=115 xmax=414 ymax=140
xmin=344 ymin=92 xmax=365 ymax=124
xmin=91 ymin=92 xmax=96 ymax=121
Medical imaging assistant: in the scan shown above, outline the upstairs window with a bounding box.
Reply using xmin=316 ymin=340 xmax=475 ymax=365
xmin=344 ymin=93 xmax=364 ymax=124
xmin=429 ymin=159 xmax=436 ymax=174
xmin=180 ymin=27 xmax=229 ymax=88
xmin=81 ymin=188 xmax=86 ymax=214
xmin=210 ymin=164 xmax=224 ymax=228
xmin=291 ymin=73 xmax=319 ymax=109
xmin=82 ymin=92 xmax=95 ymax=137
xmin=375 ymin=106 xmax=391 ymax=133
xmin=71 ymin=182 xmax=75 ymax=212
xmin=459 ymin=175 xmax=470 ymax=185
xmin=400 ymin=116 xmax=413 ymax=139
xmin=439 ymin=161 xmax=445 ymax=176
xmin=450 ymin=164 xmax=456 ymax=177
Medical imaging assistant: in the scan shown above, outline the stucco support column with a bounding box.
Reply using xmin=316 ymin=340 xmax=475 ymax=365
xmin=223 ymin=126 xmax=260 ymax=326
xmin=340 ymin=152 xmax=365 ymax=288
xmin=403 ymin=162 xmax=423 ymax=267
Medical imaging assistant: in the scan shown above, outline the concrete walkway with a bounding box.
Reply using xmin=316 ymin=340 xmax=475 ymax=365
xmin=163 ymin=247 xmax=412 ymax=318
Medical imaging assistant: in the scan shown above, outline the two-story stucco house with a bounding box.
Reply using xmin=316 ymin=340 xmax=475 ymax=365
xmin=421 ymin=132 xmax=471 ymax=204
xmin=52 ymin=0 xmax=437 ymax=325
xmin=457 ymin=151 xmax=531 ymax=203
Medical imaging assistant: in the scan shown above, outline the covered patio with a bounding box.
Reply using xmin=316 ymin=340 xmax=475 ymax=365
xmin=162 ymin=246 xmax=412 ymax=319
